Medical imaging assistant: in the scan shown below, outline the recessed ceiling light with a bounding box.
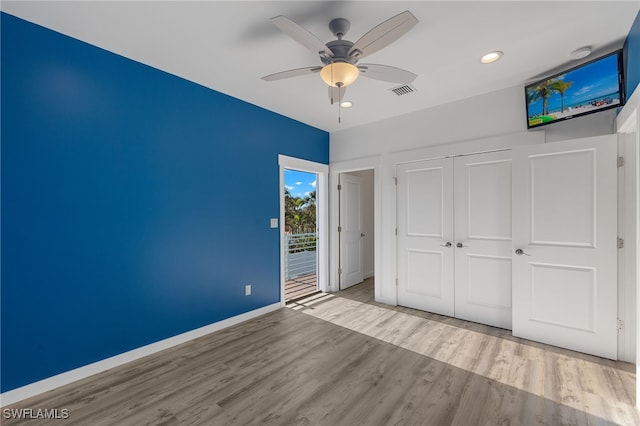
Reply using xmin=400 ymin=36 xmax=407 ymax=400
xmin=570 ymin=46 xmax=592 ymax=60
xmin=340 ymin=101 xmax=353 ymax=108
xmin=480 ymin=51 xmax=503 ymax=64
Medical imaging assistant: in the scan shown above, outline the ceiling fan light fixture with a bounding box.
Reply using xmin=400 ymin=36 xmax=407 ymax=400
xmin=340 ymin=101 xmax=353 ymax=108
xmin=320 ymin=62 xmax=360 ymax=87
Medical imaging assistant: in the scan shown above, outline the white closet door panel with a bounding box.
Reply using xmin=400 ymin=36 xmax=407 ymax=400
xmin=512 ymin=135 xmax=617 ymax=359
xmin=397 ymin=158 xmax=454 ymax=316
xmin=530 ymin=149 xmax=595 ymax=246
xmin=454 ymin=151 xmax=513 ymax=329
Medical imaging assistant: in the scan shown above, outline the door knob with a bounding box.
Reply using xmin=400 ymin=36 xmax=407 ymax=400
xmin=515 ymin=248 xmax=531 ymax=256
xmin=456 ymin=242 xmax=467 ymax=248
xmin=361 ymin=233 xmax=365 ymax=237
xmin=440 ymin=242 xmax=452 ymax=247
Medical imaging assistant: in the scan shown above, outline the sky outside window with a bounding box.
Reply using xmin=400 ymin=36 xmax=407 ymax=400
xmin=284 ymin=169 xmax=317 ymax=198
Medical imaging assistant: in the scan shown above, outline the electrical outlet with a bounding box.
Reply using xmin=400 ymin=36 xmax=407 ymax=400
xmin=245 ymin=284 xmax=251 ymax=296
xmin=270 ymin=218 xmax=278 ymax=228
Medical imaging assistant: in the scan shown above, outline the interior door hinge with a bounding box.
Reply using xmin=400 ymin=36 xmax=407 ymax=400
xmin=338 ymin=226 xmax=342 ymax=233
xmin=617 ymin=157 xmax=625 ymax=168
xmin=617 ymin=319 xmax=624 ymax=331
xmin=396 ymin=278 xmax=398 ymax=287
xmin=337 ymin=184 xmax=342 ymax=190
xmin=338 ymin=268 xmax=342 ymax=275
xmin=395 ymin=228 xmax=398 ymax=236
xmin=618 ymin=237 xmax=624 ymax=249
xmin=394 ymin=177 xmax=397 ymax=185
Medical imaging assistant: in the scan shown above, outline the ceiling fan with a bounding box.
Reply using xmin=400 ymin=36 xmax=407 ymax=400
xmin=261 ymin=10 xmax=419 ymax=105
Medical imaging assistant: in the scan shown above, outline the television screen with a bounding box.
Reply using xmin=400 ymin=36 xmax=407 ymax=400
xmin=525 ymin=50 xmax=624 ymax=129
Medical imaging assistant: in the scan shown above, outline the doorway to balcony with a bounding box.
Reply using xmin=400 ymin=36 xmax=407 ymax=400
xmin=284 ymin=169 xmax=319 ymax=301
xmin=278 ymin=155 xmax=328 ymax=304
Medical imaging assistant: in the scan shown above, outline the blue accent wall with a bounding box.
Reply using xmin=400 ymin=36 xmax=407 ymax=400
xmin=1 ymin=13 xmax=328 ymax=392
xmin=624 ymin=10 xmax=640 ymax=100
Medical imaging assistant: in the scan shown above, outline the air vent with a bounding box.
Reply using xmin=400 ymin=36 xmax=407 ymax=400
xmin=390 ymin=84 xmax=416 ymax=96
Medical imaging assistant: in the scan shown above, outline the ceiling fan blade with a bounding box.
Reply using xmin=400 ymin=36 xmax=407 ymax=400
xmin=357 ymin=63 xmax=417 ymax=84
xmin=261 ymin=66 xmax=322 ymax=82
xmin=271 ymin=15 xmax=333 ymax=57
xmin=349 ymin=11 xmax=418 ymax=60
xmin=328 ymin=85 xmax=346 ymax=104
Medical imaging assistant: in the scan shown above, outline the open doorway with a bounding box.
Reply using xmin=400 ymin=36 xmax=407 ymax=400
xmin=338 ymin=170 xmax=375 ymax=290
xmin=284 ymin=169 xmax=319 ymax=301
xmin=278 ymin=155 xmax=328 ymax=305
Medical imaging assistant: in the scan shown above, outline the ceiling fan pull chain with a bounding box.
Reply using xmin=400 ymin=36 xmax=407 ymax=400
xmin=338 ymin=83 xmax=342 ymax=123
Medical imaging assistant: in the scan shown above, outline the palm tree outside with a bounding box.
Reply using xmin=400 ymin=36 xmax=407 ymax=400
xmin=283 ymin=169 xmax=319 ymax=300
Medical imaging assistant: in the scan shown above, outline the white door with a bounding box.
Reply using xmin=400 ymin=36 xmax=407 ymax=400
xmin=454 ymin=151 xmax=513 ymax=329
xmin=339 ymin=173 xmax=364 ymax=289
xmin=397 ymin=158 xmax=454 ymax=316
xmin=512 ymin=135 xmax=618 ymax=359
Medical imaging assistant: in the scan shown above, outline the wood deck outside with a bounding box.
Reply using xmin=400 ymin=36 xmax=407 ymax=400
xmin=285 ymin=273 xmax=318 ymax=301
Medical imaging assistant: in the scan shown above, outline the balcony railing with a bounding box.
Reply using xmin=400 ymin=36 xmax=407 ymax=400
xmin=285 ymin=232 xmax=317 ymax=280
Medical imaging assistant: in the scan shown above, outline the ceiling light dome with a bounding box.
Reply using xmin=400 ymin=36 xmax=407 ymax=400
xmin=570 ymin=46 xmax=592 ymax=60
xmin=480 ymin=51 xmax=503 ymax=64
xmin=320 ymin=62 xmax=359 ymax=87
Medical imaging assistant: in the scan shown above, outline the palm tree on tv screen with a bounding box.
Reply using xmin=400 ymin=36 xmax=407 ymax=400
xmin=528 ymin=80 xmax=554 ymax=115
xmin=549 ymin=79 xmax=573 ymax=113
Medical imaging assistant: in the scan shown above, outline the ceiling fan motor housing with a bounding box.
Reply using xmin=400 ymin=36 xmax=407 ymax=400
xmin=323 ymin=40 xmax=357 ymax=65
xmin=328 ymin=18 xmax=350 ymax=38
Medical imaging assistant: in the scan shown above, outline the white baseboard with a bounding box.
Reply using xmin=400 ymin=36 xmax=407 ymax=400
xmin=375 ymin=295 xmax=396 ymax=306
xmin=0 ymin=303 xmax=281 ymax=407
xmin=364 ymin=271 xmax=374 ymax=279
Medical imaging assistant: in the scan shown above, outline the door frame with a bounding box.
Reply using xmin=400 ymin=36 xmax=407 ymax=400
xmin=616 ymin=83 xmax=639 ymax=404
xmin=279 ymin=155 xmax=328 ymax=305
xmin=330 ymin=156 xmax=381 ymax=293
xmin=617 ymin=127 xmax=637 ymax=363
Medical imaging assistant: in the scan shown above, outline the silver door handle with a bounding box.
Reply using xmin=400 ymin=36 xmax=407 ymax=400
xmin=440 ymin=242 xmax=452 ymax=247
xmin=456 ymin=242 xmax=467 ymax=248
xmin=515 ymin=248 xmax=531 ymax=256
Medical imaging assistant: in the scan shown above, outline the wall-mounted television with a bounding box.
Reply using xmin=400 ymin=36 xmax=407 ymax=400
xmin=525 ymin=50 xmax=625 ymax=129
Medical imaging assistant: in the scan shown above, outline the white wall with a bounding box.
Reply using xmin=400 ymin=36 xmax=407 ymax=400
xmin=347 ymin=169 xmax=374 ymax=278
xmin=331 ymin=85 xmax=617 ymax=162
xmin=330 ymin=84 xmax=618 ymax=306
xmin=331 ymin=86 xmax=526 ymax=161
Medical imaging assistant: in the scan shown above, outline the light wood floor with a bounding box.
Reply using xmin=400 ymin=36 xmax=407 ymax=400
xmin=4 ymin=278 xmax=638 ymax=425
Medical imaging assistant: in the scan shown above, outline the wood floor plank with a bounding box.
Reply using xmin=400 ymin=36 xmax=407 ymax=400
xmin=3 ymin=277 xmax=638 ymax=425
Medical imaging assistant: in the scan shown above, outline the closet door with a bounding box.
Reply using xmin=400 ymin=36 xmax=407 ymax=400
xmin=454 ymin=151 xmax=513 ymax=329
xmin=512 ymin=135 xmax=617 ymax=359
xmin=397 ymin=158 xmax=454 ymax=316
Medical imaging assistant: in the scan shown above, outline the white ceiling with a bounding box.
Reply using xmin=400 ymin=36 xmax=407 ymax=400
xmin=2 ymin=1 xmax=639 ymax=132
